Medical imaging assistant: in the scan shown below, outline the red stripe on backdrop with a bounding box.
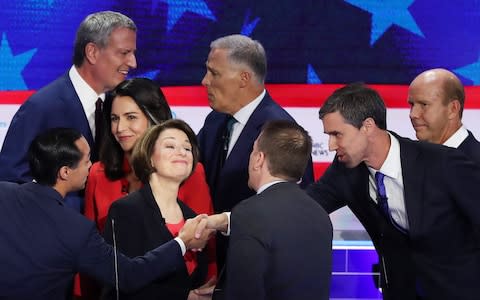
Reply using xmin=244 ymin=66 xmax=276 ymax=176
xmin=1 ymin=84 xmax=480 ymax=108
xmin=313 ymin=162 xmax=330 ymax=181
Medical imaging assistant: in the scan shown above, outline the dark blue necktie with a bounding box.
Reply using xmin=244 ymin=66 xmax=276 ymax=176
xmin=374 ymin=172 xmax=407 ymax=234
xmin=375 ymin=172 xmax=390 ymax=217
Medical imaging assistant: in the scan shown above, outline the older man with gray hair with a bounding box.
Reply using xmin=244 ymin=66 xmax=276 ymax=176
xmin=0 ymin=11 xmax=137 ymax=212
xmin=197 ymin=34 xmax=314 ymax=270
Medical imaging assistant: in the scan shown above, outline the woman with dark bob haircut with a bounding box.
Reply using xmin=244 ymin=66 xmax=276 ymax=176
xmin=103 ymin=119 xmax=209 ymax=299
xmin=76 ymin=78 xmax=214 ymax=298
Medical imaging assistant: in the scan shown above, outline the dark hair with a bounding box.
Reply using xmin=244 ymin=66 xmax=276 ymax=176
xmin=211 ymin=34 xmax=267 ymax=83
xmin=131 ymin=119 xmax=200 ymax=184
xmin=257 ymin=120 xmax=312 ymax=181
xmin=28 ymin=128 xmax=83 ymax=186
xmin=73 ymin=11 xmax=136 ymax=67
xmin=319 ymin=83 xmax=387 ymax=130
xmin=100 ymin=78 xmax=172 ymax=180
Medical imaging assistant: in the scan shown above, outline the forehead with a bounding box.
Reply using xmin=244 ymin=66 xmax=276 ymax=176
xmin=408 ymin=77 xmax=446 ymax=102
xmin=321 ymin=111 xmax=361 ymax=133
xmin=157 ymin=128 xmax=189 ymax=141
xmin=112 ymin=96 xmax=140 ymax=111
xmin=207 ymin=48 xmax=231 ymax=67
xmin=105 ymin=27 xmax=136 ymax=49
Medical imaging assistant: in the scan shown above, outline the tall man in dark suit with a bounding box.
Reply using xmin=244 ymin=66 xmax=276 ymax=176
xmin=193 ymin=120 xmax=332 ymax=300
xmin=408 ymin=68 xmax=480 ymax=163
xmin=307 ymin=83 xmax=480 ymax=300
xmin=0 ymin=11 xmax=137 ymax=212
xmin=197 ymin=34 xmax=314 ymax=269
xmin=0 ymin=128 xmax=210 ymax=299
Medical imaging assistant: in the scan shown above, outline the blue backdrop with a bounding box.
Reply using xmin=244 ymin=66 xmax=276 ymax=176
xmin=1 ymin=0 xmax=480 ymax=90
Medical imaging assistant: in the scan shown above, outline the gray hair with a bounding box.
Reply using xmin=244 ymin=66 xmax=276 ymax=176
xmin=211 ymin=34 xmax=267 ymax=83
xmin=73 ymin=11 xmax=136 ymax=67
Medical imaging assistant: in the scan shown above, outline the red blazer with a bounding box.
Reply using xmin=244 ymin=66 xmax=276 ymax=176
xmin=84 ymin=161 xmax=214 ymax=232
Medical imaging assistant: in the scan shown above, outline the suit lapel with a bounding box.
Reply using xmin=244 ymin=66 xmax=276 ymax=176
xmin=223 ymin=94 xmax=271 ymax=169
xmin=62 ymin=75 xmax=95 ymax=147
xmin=397 ymin=136 xmax=423 ymax=236
xmin=139 ymin=184 xmax=173 ymax=241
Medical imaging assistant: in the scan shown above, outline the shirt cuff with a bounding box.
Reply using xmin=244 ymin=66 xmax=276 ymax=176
xmin=223 ymin=212 xmax=231 ymax=236
xmin=174 ymin=237 xmax=186 ymax=255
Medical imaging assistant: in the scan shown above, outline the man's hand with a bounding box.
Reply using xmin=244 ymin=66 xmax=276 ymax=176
xmin=195 ymin=213 xmax=229 ymax=239
xmin=179 ymin=215 xmax=215 ymax=250
xmin=188 ymin=276 xmax=217 ymax=300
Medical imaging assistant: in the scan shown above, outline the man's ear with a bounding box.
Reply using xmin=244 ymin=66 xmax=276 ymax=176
xmin=239 ymin=70 xmax=252 ymax=88
xmin=251 ymin=151 xmax=265 ymax=171
xmin=448 ymin=99 xmax=461 ymax=120
xmin=362 ymin=117 xmax=376 ymax=132
xmin=57 ymin=166 xmax=70 ymax=181
xmin=84 ymin=42 xmax=99 ymax=65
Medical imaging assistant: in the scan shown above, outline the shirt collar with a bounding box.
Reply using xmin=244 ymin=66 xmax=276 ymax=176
xmin=69 ymin=66 xmax=105 ymax=105
xmin=232 ymin=89 xmax=266 ymax=125
xmin=443 ymin=126 xmax=468 ymax=148
xmin=257 ymin=180 xmax=287 ymax=194
xmin=368 ymin=132 xmax=401 ymax=180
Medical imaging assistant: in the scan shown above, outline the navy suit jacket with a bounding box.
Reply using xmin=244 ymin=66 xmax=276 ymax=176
xmin=103 ymin=184 xmax=207 ymax=299
xmin=221 ymin=182 xmax=332 ymax=300
xmin=0 ymin=73 xmax=94 ymax=211
xmin=197 ymin=92 xmax=314 ymax=213
xmin=458 ymin=130 xmax=480 ymax=164
xmin=307 ymin=132 xmax=480 ymax=300
xmin=0 ymin=182 xmax=184 ymax=300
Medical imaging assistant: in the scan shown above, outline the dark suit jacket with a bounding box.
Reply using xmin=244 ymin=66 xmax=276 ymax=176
xmin=102 ymin=183 xmax=207 ymax=300
xmin=0 ymin=182 xmax=184 ymax=300
xmin=198 ymin=92 xmax=315 ymax=269
xmin=458 ymin=130 xmax=480 ymax=164
xmin=307 ymin=132 xmax=480 ymax=300
xmin=197 ymin=92 xmax=314 ymax=213
xmin=0 ymin=73 xmax=94 ymax=212
xmin=217 ymin=182 xmax=332 ymax=300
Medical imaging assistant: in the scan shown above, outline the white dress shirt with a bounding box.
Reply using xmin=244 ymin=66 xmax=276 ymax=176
xmin=368 ymin=132 xmax=409 ymax=230
xmin=69 ymin=66 xmax=105 ymax=139
xmin=226 ymin=89 xmax=266 ymax=158
xmin=443 ymin=126 xmax=468 ymax=149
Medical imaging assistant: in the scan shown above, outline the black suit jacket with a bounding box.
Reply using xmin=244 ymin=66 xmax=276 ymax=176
xmin=0 ymin=182 xmax=184 ymax=299
xmin=307 ymin=132 xmax=480 ymax=300
xmin=103 ymin=184 xmax=207 ymax=300
xmin=198 ymin=92 xmax=315 ymax=269
xmin=217 ymin=182 xmax=332 ymax=300
xmin=458 ymin=130 xmax=480 ymax=164
xmin=197 ymin=92 xmax=314 ymax=213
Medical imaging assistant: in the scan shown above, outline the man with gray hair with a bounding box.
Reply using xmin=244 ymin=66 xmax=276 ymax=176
xmin=0 ymin=11 xmax=137 ymax=212
xmin=197 ymin=34 xmax=314 ymax=270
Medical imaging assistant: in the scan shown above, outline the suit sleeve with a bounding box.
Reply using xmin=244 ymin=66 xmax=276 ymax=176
xmin=306 ymin=158 xmax=347 ymax=213
xmin=0 ymin=99 xmax=46 ymax=183
xmin=299 ymin=156 xmax=315 ymax=189
xmin=77 ymin=224 xmax=183 ymax=292
xmin=103 ymin=200 xmax=146 ymax=258
xmin=225 ymin=206 xmax=267 ymax=300
xmin=444 ymin=149 xmax=480 ymax=228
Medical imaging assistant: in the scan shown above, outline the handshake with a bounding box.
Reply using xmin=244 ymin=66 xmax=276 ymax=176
xmin=178 ymin=213 xmax=229 ymax=250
